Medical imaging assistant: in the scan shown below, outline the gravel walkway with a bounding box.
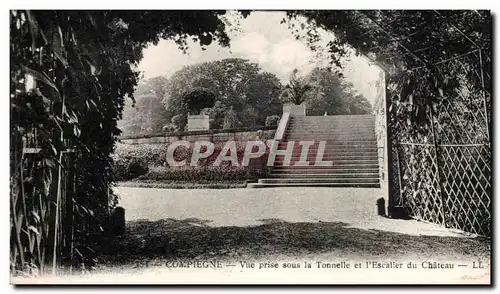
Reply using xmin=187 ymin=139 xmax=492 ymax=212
xmin=17 ymin=187 xmax=489 ymax=284
xmin=114 ymin=186 xmax=474 ymax=237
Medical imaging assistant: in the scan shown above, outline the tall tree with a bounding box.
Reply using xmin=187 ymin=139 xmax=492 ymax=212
xmin=163 ymin=58 xmax=283 ymax=129
xmin=304 ymin=67 xmax=372 ymax=115
xmin=118 ymin=76 xmax=170 ymax=136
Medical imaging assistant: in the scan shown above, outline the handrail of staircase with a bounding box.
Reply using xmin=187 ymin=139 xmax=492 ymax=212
xmin=275 ymin=112 xmax=291 ymax=141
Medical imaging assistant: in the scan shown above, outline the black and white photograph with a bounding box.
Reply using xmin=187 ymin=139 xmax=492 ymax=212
xmin=8 ymin=7 xmax=492 ymax=285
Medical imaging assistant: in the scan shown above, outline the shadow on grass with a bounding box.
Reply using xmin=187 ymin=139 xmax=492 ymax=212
xmin=97 ymin=218 xmax=490 ymax=266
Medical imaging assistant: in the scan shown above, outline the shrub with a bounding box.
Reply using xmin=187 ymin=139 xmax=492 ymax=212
xmin=113 ymin=141 xmax=272 ymax=182
xmin=223 ymin=107 xmax=240 ymax=129
xmin=113 ymin=143 xmax=169 ymax=181
xmin=171 ymin=113 xmax=187 ymax=131
xmin=115 ymin=141 xmax=270 ymax=169
xmin=113 ymin=157 xmax=149 ymax=181
xmin=115 ymin=143 xmax=169 ymax=167
xmin=162 ymin=123 xmax=177 ymax=133
xmin=265 ymin=115 xmax=281 ymax=126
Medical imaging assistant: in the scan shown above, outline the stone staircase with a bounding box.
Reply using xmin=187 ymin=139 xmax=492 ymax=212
xmin=248 ymin=114 xmax=380 ymax=188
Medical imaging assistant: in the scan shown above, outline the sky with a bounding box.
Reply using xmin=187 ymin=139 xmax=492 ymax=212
xmin=137 ymin=11 xmax=382 ymax=104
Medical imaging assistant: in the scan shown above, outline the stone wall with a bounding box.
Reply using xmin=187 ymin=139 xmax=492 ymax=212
xmin=283 ymin=103 xmax=306 ymax=116
xmin=121 ymin=127 xmax=276 ymax=145
xmin=187 ymin=114 xmax=210 ymax=131
xmin=373 ymin=70 xmax=389 ymax=206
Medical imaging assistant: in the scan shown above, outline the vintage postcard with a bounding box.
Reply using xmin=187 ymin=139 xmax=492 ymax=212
xmin=9 ymin=9 xmax=491 ymax=285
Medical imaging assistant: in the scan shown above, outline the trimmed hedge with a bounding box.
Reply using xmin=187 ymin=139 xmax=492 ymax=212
xmin=118 ymin=181 xmax=247 ymax=189
xmin=113 ymin=142 xmax=270 ymax=182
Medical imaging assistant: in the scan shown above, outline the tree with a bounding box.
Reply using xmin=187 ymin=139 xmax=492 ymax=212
xmin=171 ymin=113 xmax=188 ymax=131
xmin=346 ymin=94 xmax=372 ymax=114
xmin=223 ymin=107 xmax=240 ymax=129
xmin=11 ymin=9 xmax=492 ymax=276
xmin=303 ymin=67 xmax=372 ymax=115
xmin=279 ymin=68 xmax=314 ymax=105
xmin=163 ymin=58 xmax=283 ymax=127
xmin=118 ymin=76 xmax=170 ymax=136
xmin=201 ymin=101 xmax=228 ymax=129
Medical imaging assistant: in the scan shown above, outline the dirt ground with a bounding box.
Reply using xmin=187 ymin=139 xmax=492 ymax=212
xmin=14 ymin=187 xmax=490 ymax=284
xmin=83 ymin=187 xmax=490 ymax=284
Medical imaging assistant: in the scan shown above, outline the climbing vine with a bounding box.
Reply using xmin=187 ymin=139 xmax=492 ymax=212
xmin=290 ymin=10 xmax=491 ymax=235
xmin=289 ymin=10 xmax=491 ymax=140
xmin=10 ymin=10 xmax=233 ymax=276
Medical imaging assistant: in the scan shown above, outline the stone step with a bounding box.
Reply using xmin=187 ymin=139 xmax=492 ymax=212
xmin=271 ymin=168 xmax=380 ymax=174
xmin=290 ymin=118 xmax=374 ymax=120
xmin=272 ymin=151 xmax=379 ymax=157
xmin=269 ymin=173 xmax=380 ymax=178
xmin=289 ymin=119 xmax=375 ymax=123
xmin=286 ymin=128 xmax=375 ymax=132
xmin=271 ymin=154 xmax=379 ymax=160
xmin=285 ymin=131 xmax=375 ymax=135
xmin=277 ymin=140 xmax=378 ymax=145
xmin=274 ymin=143 xmax=379 ymax=148
xmin=289 ymin=119 xmax=375 ymax=122
xmin=276 ymin=143 xmax=379 ymax=150
xmin=287 ymin=124 xmax=375 ymax=129
xmin=286 ymin=129 xmax=375 ymax=133
xmin=272 ymin=163 xmax=379 ymax=169
xmin=272 ymin=154 xmax=379 ymax=160
xmin=291 ymin=115 xmax=374 ymax=121
xmin=284 ymin=136 xmax=376 ymax=141
xmin=247 ymin=182 xmax=381 ymax=188
xmin=275 ymin=152 xmax=378 ymax=162
xmin=286 ymin=128 xmax=375 ymax=133
xmin=259 ymin=177 xmax=380 ymax=184
xmin=272 ymin=159 xmax=379 ymax=166
xmin=287 ymin=128 xmax=375 ymax=133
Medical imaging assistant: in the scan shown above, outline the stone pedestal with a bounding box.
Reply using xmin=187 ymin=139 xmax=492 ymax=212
xmin=187 ymin=114 xmax=210 ymax=131
xmin=283 ymin=102 xmax=306 ymax=116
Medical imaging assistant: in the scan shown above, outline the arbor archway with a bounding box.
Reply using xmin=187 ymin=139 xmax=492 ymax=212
xmin=10 ymin=10 xmax=491 ymax=275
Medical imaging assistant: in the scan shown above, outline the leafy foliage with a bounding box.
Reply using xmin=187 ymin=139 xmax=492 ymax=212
xmin=171 ymin=113 xmax=188 ymax=132
xmin=11 ymin=9 xmax=492 ymax=276
xmin=265 ymin=115 xmax=281 ymax=127
xmin=113 ymin=142 xmax=270 ymax=183
xmin=118 ymin=77 xmax=170 ymax=136
xmin=10 ymin=9 xmax=234 ymax=275
xmin=304 ymin=67 xmax=372 ymax=115
xmin=182 ymin=88 xmax=217 ymax=115
xmin=290 ymin=10 xmax=491 ymax=139
xmin=223 ymin=107 xmax=240 ymax=129
xmin=279 ymin=69 xmax=314 ymax=105
xmin=163 ymin=58 xmax=283 ymax=128
xmin=201 ymin=101 xmax=228 ymax=130
xmin=290 ymin=10 xmax=491 ymax=235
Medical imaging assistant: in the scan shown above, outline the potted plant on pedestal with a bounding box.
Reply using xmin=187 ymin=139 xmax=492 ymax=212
xmin=280 ymin=69 xmax=314 ymax=116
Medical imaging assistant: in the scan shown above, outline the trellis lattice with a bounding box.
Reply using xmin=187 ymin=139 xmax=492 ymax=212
xmin=440 ymin=145 xmax=491 ymax=235
xmin=390 ymin=49 xmax=491 ymax=237
xmin=396 ymin=143 xmax=445 ymax=225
